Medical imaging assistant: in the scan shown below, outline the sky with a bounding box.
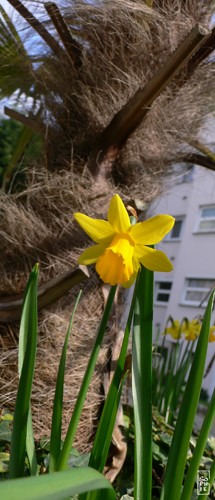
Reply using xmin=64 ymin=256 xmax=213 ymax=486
xmin=1 ymin=0 xmax=15 ymax=16
xmin=0 ymin=0 xmax=46 ymax=117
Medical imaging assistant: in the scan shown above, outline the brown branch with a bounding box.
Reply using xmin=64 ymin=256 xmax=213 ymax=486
xmin=0 ymin=265 xmax=89 ymax=323
xmin=89 ymin=24 xmax=210 ymax=176
xmin=187 ymin=25 xmax=215 ymax=76
xmin=6 ymin=0 xmax=64 ymax=58
xmin=4 ymin=106 xmax=45 ymax=135
xmin=177 ymin=153 xmax=215 ymax=172
xmin=188 ymin=139 xmax=215 ymax=162
xmin=45 ymin=2 xmax=82 ymax=68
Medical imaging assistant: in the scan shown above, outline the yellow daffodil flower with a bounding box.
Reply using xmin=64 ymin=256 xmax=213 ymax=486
xmin=164 ymin=320 xmax=181 ymax=340
xmin=209 ymin=326 xmax=215 ymax=342
xmin=183 ymin=319 xmax=201 ymax=341
xmin=74 ymin=194 xmax=175 ymax=286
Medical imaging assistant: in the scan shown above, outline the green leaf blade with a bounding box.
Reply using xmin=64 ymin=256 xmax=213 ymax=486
xmin=132 ymin=266 xmax=154 ymax=500
xmin=0 ymin=467 xmax=116 ymax=500
xmin=57 ymin=285 xmax=117 ymax=471
xmin=9 ymin=264 xmax=39 ymax=478
xmin=49 ymin=290 xmax=82 ymax=472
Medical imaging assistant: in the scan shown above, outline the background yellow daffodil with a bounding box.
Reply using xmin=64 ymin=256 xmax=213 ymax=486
xmin=74 ymin=194 xmax=175 ymax=286
xmin=209 ymin=326 xmax=215 ymax=342
xmin=164 ymin=320 xmax=182 ymax=340
xmin=183 ymin=319 xmax=201 ymax=341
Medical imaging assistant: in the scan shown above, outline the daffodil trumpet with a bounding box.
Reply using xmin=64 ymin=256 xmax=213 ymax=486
xmin=74 ymin=194 xmax=175 ymax=287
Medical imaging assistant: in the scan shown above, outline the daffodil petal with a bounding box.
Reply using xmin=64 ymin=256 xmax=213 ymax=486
xmin=122 ymin=258 xmax=140 ymax=288
xmin=108 ymin=194 xmax=131 ymax=233
xmin=138 ymin=246 xmax=173 ymax=272
xmin=130 ymin=215 xmax=175 ymax=245
xmin=74 ymin=213 xmax=114 ymax=243
xmin=78 ymin=243 xmax=107 ymax=265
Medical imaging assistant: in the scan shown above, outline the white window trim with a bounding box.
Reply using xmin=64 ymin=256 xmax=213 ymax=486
xmin=194 ymin=204 xmax=215 ymax=234
xmin=181 ymin=276 xmax=215 ymax=307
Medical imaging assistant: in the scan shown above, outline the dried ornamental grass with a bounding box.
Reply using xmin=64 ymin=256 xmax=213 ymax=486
xmin=0 ymin=0 xmax=215 ymax=449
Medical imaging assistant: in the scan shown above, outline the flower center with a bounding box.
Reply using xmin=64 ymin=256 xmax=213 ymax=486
xmin=96 ymin=233 xmax=135 ymax=285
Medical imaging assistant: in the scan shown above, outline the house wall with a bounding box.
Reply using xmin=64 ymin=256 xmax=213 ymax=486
xmin=150 ymin=166 xmax=215 ymax=397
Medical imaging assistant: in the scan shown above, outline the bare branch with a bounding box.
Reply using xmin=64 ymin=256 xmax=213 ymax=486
xmin=187 ymin=26 xmax=215 ymax=76
xmin=45 ymin=2 xmax=82 ymax=68
xmin=188 ymin=139 xmax=215 ymax=162
xmin=89 ymin=24 xmax=210 ymax=176
xmin=0 ymin=266 xmax=89 ymax=323
xmin=177 ymin=153 xmax=215 ymax=172
xmin=4 ymin=106 xmax=45 ymax=134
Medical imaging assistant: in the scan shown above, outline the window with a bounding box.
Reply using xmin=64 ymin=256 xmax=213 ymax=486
xmin=165 ymin=217 xmax=184 ymax=240
xmin=155 ymin=281 xmax=172 ymax=304
xmin=197 ymin=205 xmax=215 ymax=232
xmin=182 ymin=278 xmax=215 ymax=307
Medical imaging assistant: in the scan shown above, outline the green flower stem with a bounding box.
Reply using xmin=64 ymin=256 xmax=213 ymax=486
xmin=88 ymin=276 xmax=139 ymax=473
xmin=181 ymin=388 xmax=215 ymax=500
xmin=132 ymin=266 xmax=153 ymax=500
xmin=153 ymin=332 xmax=167 ymax=408
xmin=57 ymin=285 xmax=117 ymax=471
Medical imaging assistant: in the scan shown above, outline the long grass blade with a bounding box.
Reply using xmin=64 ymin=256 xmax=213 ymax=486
xmin=161 ymin=289 xmax=215 ymax=500
xmin=49 ymin=290 xmax=82 ymax=472
xmin=9 ymin=264 xmax=39 ymax=478
xmin=57 ymin=285 xmax=117 ymax=471
xmin=132 ymin=266 xmax=153 ymax=500
xmin=181 ymin=388 xmax=215 ymax=499
xmin=0 ymin=467 xmax=115 ymax=500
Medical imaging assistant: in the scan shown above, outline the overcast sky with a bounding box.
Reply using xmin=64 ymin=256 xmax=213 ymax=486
xmin=1 ymin=0 xmax=14 ymax=15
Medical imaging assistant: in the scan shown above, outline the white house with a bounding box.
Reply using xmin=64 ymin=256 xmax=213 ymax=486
xmin=150 ymin=164 xmax=215 ymax=398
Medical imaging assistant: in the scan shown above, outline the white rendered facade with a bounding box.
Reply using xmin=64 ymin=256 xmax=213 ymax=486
xmin=150 ymin=165 xmax=215 ymax=398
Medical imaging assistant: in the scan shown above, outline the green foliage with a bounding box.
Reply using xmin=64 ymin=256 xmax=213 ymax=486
xmin=0 ymin=118 xmax=42 ymax=190
xmin=114 ymin=408 xmax=215 ymax=499
xmin=0 ymin=264 xmax=214 ymax=499
xmin=152 ymin=335 xmax=196 ymax=424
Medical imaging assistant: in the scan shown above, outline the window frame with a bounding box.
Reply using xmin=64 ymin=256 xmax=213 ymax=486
xmin=195 ymin=205 xmax=215 ymax=233
xmin=165 ymin=216 xmax=185 ymax=241
xmin=154 ymin=280 xmax=172 ymax=305
xmin=181 ymin=277 xmax=215 ymax=307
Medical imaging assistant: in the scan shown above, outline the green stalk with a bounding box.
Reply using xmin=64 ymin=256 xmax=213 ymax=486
xmin=132 ymin=266 xmax=153 ymax=500
xmin=181 ymin=388 xmax=215 ymax=499
xmin=153 ymin=333 xmax=167 ymax=408
xmin=9 ymin=265 xmax=38 ymax=478
xmin=161 ymin=289 xmax=215 ymax=500
xmin=162 ymin=343 xmax=179 ymax=420
xmin=57 ymin=285 xmax=117 ymax=471
xmin=49 ymin=290 xmax=82 ymax=472
xmin=170 ymin=346 xmax=195 ymax=417
xmin=85 ymin=278 xmax=139 ymax=500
